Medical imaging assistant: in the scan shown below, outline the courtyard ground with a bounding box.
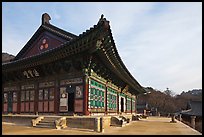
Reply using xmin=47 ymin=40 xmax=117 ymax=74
xmin=2 ymin=116 xmax=201 ymax=135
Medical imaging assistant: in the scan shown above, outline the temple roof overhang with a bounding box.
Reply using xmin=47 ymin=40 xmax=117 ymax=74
xmin=2 ymin=14 xmax=145 ymax=95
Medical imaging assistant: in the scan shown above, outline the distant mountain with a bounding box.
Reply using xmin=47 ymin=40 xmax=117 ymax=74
xmin=2 ymin=52 xmax=15 ymax=63
xmin=179 ymin=89 xmax=202 ymax=102
xmin=181 ymin=89 xmax=202 ymax=96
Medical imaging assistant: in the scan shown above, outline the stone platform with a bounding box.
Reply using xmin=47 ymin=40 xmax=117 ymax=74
xmin=2 ymin=115 xmax=201 ymax=135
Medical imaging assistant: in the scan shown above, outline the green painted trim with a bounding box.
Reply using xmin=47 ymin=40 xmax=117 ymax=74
xmin=119 ymin=92 xmax=126 ymax=97
xmin=107 ymin=87 xmax=117 ymax=95
xmin=90 ymin=79 xmax=106 ymax=90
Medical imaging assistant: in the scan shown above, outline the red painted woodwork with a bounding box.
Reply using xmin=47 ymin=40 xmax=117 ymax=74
xmin=25 ymin=102 xmax=29 ymax=112
xmin=38 ymin=102 xmax=43 ymax=112
xmin=12 ymin=103 xmax=17 ymax=112
xmin=54 ymin=85 xmax=59 ymax=114
xmin=17 ymin=90 xmax=21 ymax=114
xmin=49 ymin=101 xmax=54 ymax=112
xmin=105 ymin=84 xmax=107 ymax=114
xmin=83 ymin=76 xmax=89 ymax=115
xmin=20 ymin=32 xmax=67 ymax=59
xmin=34 ymin=88 xmax=38 ymax=114
xmin=74 ymin=99 xmax=83 ymax=112
xmin=131 ymin=98 xmax=132 ymax=113
xmin=21 ymin=103 xmax=24 ymax=112
xmin=43 ymin=101 xmax=48 ymax=112
xmin=30 ymin=102 xmax=34 ymax=112
xmin=117 ymin=93 xmax=119 ymax=114
xmin=4 ymin=103 xmax=7 ymax=112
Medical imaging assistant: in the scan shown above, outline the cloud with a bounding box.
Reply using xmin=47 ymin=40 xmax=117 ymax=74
xmin=2 ymin=2 xmax=202 ymax=95
xmin=114 ymin=2 xmax=202 ymax=94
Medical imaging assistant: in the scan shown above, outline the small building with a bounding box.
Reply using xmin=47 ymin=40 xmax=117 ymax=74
xmin=136 ymin=102 xmax=150 ymax=116
xmin=180 ymin=100 xmax=202 ymax=133
xmin=2 ymin=13 xmax=145 ymax=116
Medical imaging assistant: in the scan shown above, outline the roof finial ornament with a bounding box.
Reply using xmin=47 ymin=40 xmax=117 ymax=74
xmin=42 ymin=13 xmax=51 ymax=25
xmin=98 ymin=14 xmax=106 ymax=24
xmin=97 ymin=14 xmax=110 ymax=30
xmin=100 ymin=14 xmax=104 ymax=20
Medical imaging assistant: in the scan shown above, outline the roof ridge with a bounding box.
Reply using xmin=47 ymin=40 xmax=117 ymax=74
xmin=42 ymin=23 xmax=77 ymax=39
xmin=2 ymin=18 xmax=103 ymax=68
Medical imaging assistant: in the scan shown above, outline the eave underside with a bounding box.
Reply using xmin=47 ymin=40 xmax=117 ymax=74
xmin=2 ymin=18 xmax=145 ymax=95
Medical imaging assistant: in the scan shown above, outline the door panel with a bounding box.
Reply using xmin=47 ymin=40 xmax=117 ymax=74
xmin=21 ymin=102 xmax=25 ymax=112
xmin=12 ymin=103 xmax=17 ymax=112
xmin=121 ymin=97 xmax=124 ymax=112
xmin=68 ymin=93 xmax=74 ymax=112
xmin=43 ymin=101 xmax=49 ymax=112
xmin=4 ymin=104 xmax=8 ymax=112
xmin=38 ymin=102 xmax=43 ymax=112
xmin=30 ymin=102 xmax=34 ymax=112
xmin=49 ymin=101 xmax=54 ymax=112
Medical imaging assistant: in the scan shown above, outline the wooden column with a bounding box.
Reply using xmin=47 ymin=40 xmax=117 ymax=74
xmin=125 ymin=95 xmax=127 ymax=113
xmin=34 ymin=82 xmax=38 ymax=115
xmin=83 ymin=75 xmax=89 ymax=115
xmin=105 ymin=83 xmax=108 ymax=115
xmin=130 ymin=96 xmax=132 ymax=114
xmin=2 ymin=86 xmax=4 ymax=113
xmin=117 ymin=92 xmax=119 ymax=114
xmin=17 ymin=89 xmax=21 ymax=114
xmin=54 ymin=80 xmax=59 ymax=114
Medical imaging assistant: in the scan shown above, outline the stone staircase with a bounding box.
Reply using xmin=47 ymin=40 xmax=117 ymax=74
xmin=32 ymin=116 xmax=67 ymax=129
xmin=36 ymin=117 xmax=57 ymax=128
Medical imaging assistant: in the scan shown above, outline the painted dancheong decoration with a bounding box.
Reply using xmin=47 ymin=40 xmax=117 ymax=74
xmin=2 ymin=13 xmax=145 ymax=116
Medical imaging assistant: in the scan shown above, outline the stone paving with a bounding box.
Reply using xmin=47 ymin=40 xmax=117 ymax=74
xmin=2 ymin=116 xmax=202 ymax=135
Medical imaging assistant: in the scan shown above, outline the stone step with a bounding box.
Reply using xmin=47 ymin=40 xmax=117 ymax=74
xmin=35 ymin=117 xmax=57 ymax=129
xmin=41 ymin=120 xmax=56 ymax=122
xmin=36 ymin=124 xmax=55 ymax=128
xmin=32 ymin=116 xmax=65 ymax=129
xmin=37 ymin=122 xmax=55 ymax=125
xmin=43 ymin=117 xmax=58 ymax=120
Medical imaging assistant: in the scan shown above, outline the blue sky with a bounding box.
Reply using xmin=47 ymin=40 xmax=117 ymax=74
xmin=2 ymin=2 xmax=202 ymax=95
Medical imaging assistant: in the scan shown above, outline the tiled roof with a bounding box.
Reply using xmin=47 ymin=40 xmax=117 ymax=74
xmin=181 ymin=100 xmax=202 ymax=117
xmin=2 ymin=14 xmax=145 ymax=95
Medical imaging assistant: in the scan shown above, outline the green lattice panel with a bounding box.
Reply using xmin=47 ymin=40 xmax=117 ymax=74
xmin=127 ymin=99 xmax=131 ymax=111
xmin=89 ymin=79 xmax=105 ymax=108
xmin=107 ymin=87 xmax=117 ymax=110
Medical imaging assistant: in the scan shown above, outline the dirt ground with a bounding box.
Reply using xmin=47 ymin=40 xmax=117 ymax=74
xmin=2 ymin=116 xmax=202 ymax=135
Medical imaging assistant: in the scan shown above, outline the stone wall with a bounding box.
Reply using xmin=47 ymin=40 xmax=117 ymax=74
xmin=2 ymin=115 xmax=38 ymax=126
xmin=66 ymin=117 xmax=95 ymax=130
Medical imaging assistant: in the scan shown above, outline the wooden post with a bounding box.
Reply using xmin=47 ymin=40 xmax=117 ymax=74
xmin=125 ymin=95 xmax=127 ymax=114
xmin=17 ymin=89 xmax=21 ymax=114
xmin=130 ymin=97 xmax=132 ymax=114
xmin=83 ymin=76 xmax=89 ymax=115
xmin=105 ymin=83 xmax=108 ymax=115
xmin=179 ymin=114 xmax=182 ymax=121
xmin=54 ymin=80 xmax=59 ymax=114
xmin=135 ymin=96 xmax=137 ymax=114
xmin=117 ymin=92 xmax=119 ymax=114
xmin=34 ymin=82 xmax=38 ymax=115
xmin=191 ymin=116 xmax=196 ymax=129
